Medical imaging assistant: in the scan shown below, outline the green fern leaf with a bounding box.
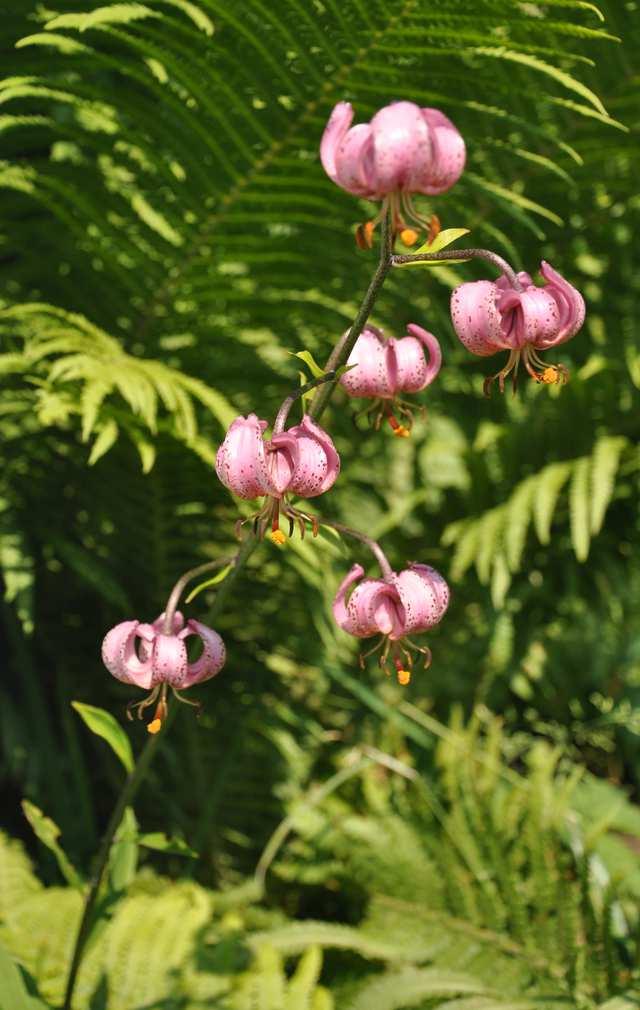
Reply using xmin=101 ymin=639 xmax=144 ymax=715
xmin=532 ymin=462 xmax=572 ymax=545
xmin=347 ymin=968 xmax=488 ymax=1010
xmin=569 ymin=457 xmax=592 ymax=562
xmin=589 ymin=436 xmax=627 ymax=534
xmin=505 ymin=476 xmax=537 ymax=572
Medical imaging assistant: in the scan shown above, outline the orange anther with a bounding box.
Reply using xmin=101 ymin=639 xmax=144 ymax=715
xmin=392 ymin=425 xmax=410 ymax=438
xmin=269 ymin=529 xmax=287 ymax=546
xmin=147 ymin=718 xmax=162 ymax=734
xmin=399 ymin=228 xmax=419 ymax=246
xmin=397 ymin=669 xmax=411 ymax=686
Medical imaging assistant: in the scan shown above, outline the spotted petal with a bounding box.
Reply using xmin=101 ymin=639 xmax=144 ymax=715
xmin=183 ymin=619 xmax=226 ymax=687
xmin=393 ymin=324 xmax=442 ymax=393
xmin=215 ymin=414 xmax=274 ymax=500
xmin=101 ymin=620 xmax=153 ymax=689
xmin=340 ymin=326 xmax=396 ymax=398
xmin=539 ymin=260 xmax=586 ymax=346
xmin=286 ymin=415 xmax=340 ymax=498
xmin=451 ymin=280 xmax=506 ymax=356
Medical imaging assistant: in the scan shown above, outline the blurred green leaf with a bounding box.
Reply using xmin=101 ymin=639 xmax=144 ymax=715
xmin=71 ymin=702 xmax=134 ymax=773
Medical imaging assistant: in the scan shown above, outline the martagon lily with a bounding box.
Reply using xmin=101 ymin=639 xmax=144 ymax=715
xmin=320 ymin=100 xmax=466 ymax=245
xmin=333 ymin=561 xmax=450 ymax=684
xmin=216 ymin=412 xmax=340 ymax=543
xmin=451 ymin=260 xmax=585 ymax=394
xmin=102 ymin=611 xmax=226 ymax=732
xmin=339 ymin=323 xmax=442 ymax=435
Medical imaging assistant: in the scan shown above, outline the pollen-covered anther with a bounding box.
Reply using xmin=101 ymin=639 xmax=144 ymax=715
xmin=269 ymin=529 xmax=287 ymax=546
xmin=147 ymin=697 xmax=168 ymax=734
xmin=399 ymin=228 xmax=419 ymax=246
xmin=397 ymin=668 xmax=411 ymax=686
xmin=355 ymin=220 xmax=376 ymax=249
xmin=387 ymin=414 xmax=410 ymax=438
xmin=536 ymin=364 xmax=568 ymax=385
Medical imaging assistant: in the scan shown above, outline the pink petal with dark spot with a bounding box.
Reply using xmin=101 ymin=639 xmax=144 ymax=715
xmin=539 ymin=260 xmax=586 ymax=346
xmin=394 ymin=324 xmax=442 ymax=393
xmin=286 ymin=415 xmax=340 ymax=498
xmin=450 ymin=280 xmax=506 ymax=356
xmin=215 ymin=414 xmax=275 ymax=500
xmin=183 ymin=619 xmax=226 ymax=687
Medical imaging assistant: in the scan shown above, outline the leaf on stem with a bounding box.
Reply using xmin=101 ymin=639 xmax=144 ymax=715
xmin=72 ymin=701 xmax=134 ymax=773
xmin=184 ymin=564 xmax=234 ymax=603
xmin=395 ymin=228 xmax=470 ymax=267
xmin=21 ymin=801 xmax=82 ymax=889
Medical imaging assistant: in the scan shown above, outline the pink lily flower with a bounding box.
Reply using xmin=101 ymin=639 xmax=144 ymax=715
xmin=340 ymin=323 xmax=442 ymax=435
xmin=102 ymin=611 xmax=225 ymax=731
xmin=451 ymin=260 xmax=585 ymax=394
xmin=320 ymin=101 xmax=465 ymax=242
xmin=216 ymin=413 xmax=340 ymax=542
xmin=333 ymin=562 xmax=450 ymax=684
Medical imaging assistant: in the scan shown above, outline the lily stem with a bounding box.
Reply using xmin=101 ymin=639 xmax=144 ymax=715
xmin=391 ymin=247 xmax=522 ymax=290
xmin=162 ymin=556 xmax=236 ymax=634
xmin=309 ymin=207 xmax=394 ymax=421
xmin=63 ymin=547 xmax=243 ymax=1010
xmin=318 ymin=517 xmax=394 ymax=581
xmin=272 ymin=370 xmax=336 ymax=434
xmin=62 ymin=728 xmax=163 ymax=1010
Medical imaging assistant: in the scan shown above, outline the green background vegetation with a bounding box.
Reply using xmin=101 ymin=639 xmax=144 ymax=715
xmin=0 ymin=1 xmax=638 ymax=1007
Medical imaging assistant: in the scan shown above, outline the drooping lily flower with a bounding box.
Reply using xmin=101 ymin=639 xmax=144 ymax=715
xmin=451 ymin=261 xmax=585 ymax=394
xmin=102 ymin=611 xmax=225 ymax=731
xmin=216 ymin=413 xmax=340 ymax=542
xmin=320 ymin=101 xmax=465 ymax=243
xmin=340 ymin=323 xmax=442 ymax=435
xmin=333 ymin=562 xmax=450 ymax=684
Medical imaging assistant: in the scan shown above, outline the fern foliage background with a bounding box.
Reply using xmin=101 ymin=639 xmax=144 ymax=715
xmin=0 ymin=0 xmax=639 ymax=1007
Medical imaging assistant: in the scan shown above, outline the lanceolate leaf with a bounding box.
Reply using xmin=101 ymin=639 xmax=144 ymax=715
xmin=72 ymin=702 xmax=134 ymax=773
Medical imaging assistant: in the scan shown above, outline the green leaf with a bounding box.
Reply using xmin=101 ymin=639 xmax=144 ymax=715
xmin=137 ymin=832 xmax=198 ymax=858
xmin=184 ymin=564 xmax=234 ymax=603
xmin=348 ymin=967 xmax=488 ymax=1010
xmin=569 ymin=456 xmax=591 ymax=562
xmin=21 ymin=802 xmax=82 ymax=888
xmin=0 ymin=942 xmax=49 ymax=1010
xmin=289 ymin=350 xmax=325 ymax=379
xmin=71 ymin=701 xmax=134 ymax=773
xmin=397 ymin=228 xmax=471 ymax=268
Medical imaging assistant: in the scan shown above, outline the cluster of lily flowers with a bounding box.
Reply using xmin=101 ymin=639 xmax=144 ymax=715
xmin=102 ymin=100 xmax=585 ymax=732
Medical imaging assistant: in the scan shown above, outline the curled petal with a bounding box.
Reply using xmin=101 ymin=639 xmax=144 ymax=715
xmin=409 ymin=564 xmax=450 ymax=620
xmin=498 ymin=286 xmax=559 ymax=350
xmin=394 ymin=325 xmax=442 ymax=393
xmin=333 ymin=564 xmax=405 ymax=639
xmin=451 ymin=280 xmax=506 ymax=356
xmin=151 ymin=633 xmax=188 ymax=688
xmin=320 ymin=102 xmax=353 ymax=184
xmin=267 ymin=431 xmax=299 ymax=497
xmin=340 ymin=326 xmax=397 ymax=398
xmin=333 ymin=123 xmax=376 ymax=197
xmin=215 ymin=414 xmax=274 ymax=499
xmin=539 ymin=261 xmax=585 ymax=346
xmin=183 ymin=619 xmax=226 ymax=687
xmin=412 ymin=108 xmax=466 ymax=195
xmin=370 ymin=101 xmax=431 ymax=195
xmin=286 ymin=415 xmax=340 ymax=498
xmin=102 ymin=620 xmax=153 ymax=689
xmin=392 ymin=565 xmax=449 ymax=634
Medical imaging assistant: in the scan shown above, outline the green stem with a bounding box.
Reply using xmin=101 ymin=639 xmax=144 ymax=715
xmin=391 ymin=247 xmax=522 ymax=289
xmin=309 ymin=208 xmax=394 ymax=421
xmin=62 ymin=729 xmax=163 ymax=1010
xmin=62 ymin=543 xmax=248 ymax=1010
